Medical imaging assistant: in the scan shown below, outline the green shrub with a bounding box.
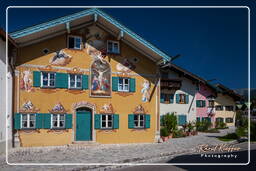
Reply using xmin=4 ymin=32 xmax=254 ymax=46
xmin=204 ymin=128 xmax=220 ymax=133
xmin=215 ymin=121 xmax=227 ymax=129
xmin=236 ymin=127 xmax=247 ymax=137
xmin=187 ymin=122 xmax=195 ymax=132
xmin=161 ymin=113 xmax=178 ymax=133
xmin=196 ymin=120 xmax=212 ymax=132
xmin=160 ymin=127 xmax=169 ymax=137
xmin=221 ymin=133 xmax=239 ymax=139
xmin=173 ymin=129 xmax=186 ymax=138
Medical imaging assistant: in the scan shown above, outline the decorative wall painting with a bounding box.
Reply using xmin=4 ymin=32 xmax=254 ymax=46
xmin=133 ymin=105 xmax=146 ymax=114
xmin=20 ymin=70 xmax=33 ymax=92
xmin=20 ymin=101 xmax=39 ymax=113
xmin=49 ymin=102 xmax=67 ymax=114
xmin=100 ymin=104 xmax=114 ymax=114
xmin=49 ymin=50 xmax=72 ymax=66
xmin=116 ymin=58 xmax=136 ymax=73
xmin=91 ymin=59 xmax=111 ymax=97
xmin=141 ymin=80 xmax=151 ymax=102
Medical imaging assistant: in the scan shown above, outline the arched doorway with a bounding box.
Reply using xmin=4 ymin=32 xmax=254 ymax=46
xmin=75 ymin=107 xmax=92 ymax=141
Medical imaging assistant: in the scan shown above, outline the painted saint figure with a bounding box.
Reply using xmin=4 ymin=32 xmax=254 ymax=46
xmin=141 ymin=80 xmax=150 ymax=102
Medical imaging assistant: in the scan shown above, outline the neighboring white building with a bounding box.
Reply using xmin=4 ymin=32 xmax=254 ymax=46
xmin=0 ymin=29 xmax=16 ymax=153
xmin=160 ymin=64 xmax=205 ymax=125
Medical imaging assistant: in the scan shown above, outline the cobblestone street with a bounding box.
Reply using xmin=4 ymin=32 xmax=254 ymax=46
xmin=0 ymin=127 xmax=236 ymax=171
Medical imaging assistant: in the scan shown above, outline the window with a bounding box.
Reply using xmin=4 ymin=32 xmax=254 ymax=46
xmin=101 ymin=114 xmax=113 ymax=129
xmin=69 ymin=74 xmax=82 ymax=89
xmin=208 ymin=100 xmax=214 ymax=108
xmin=225 ymin=117 xmax=233 ymax=123
xmin=179 ymin=94 xmax=187 ymax=104
xmin=161 ymin=93 xmax=174 ymax=104
xmin=134 ymin=114 xmax=145 ymax=128
xmin=196 ymin=100 xmax=206 ymax=107
xmin=42 ymin=72 xmax=55 ymax=87
xmin=215 ymin=105 xmax=223 ymax=111
xmin=68 ymin=36 xmax=82 ymax=49
xmin=21 ymin=114 xmax=36 ymax=129
xmin=51 ymin=114 xmax=65 ymax=129
xmin=107 ymin=40 xmax=120 ymax=54
xmin=225 ymin=106 xmax=234 ymax=111
xmin=118 ymin=77 xmax=129 ymax=92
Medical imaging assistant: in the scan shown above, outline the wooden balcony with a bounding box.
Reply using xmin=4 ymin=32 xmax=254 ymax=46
xmin=160 ymin=79 xmax=182 ymax=90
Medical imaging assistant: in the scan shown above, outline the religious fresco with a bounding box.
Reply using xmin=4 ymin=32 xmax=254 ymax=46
xmin=116 ymin=58 xmax=136 ymax=73
xmin=99 ymin=103 xmax=115 ymax=114
xmin=141 ymin=80 xmax=151 ymax=102
xmin=20 ymin=100 xmax=39 ymax=113
xmin=133 ymin=105 xmax=146 ymax=114
xmin=85 ymin=26 xmax=107 ymax=61
xmin=49 ymin=50 xmax=72 ymax=66
xmin=91 ymin=59 xmax=111 ymax=97
xmin=49 ymin=102 xmax=67 ymax=114
xmin=20 ymin=70 xmax=33 ymax=92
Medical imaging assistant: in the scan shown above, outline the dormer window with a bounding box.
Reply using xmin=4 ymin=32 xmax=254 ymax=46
xmin=68 ymin=36 xmax=82 ymax=49
xmin=107 ymin=40 xmax=120 ymax=54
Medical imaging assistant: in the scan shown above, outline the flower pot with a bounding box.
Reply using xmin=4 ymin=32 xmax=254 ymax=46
xmin=168 ymin=133 xmax=173 ymax=139
xmin=161 ymin=136 xmax=168 ymax=142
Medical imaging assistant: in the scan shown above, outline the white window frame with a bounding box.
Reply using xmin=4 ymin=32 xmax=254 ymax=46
xmin=51 ymin=114 xmax=65 ymax=129
xmin=107 ymin=40 xmax=120 ymax=54
xmin=68 ymin=74 xmax=82 ymax=89
xmin=68 ymin=35 xmax=82 ymax=50
xmin=101 ymin=114 xmax=113 ymax=129
xmin=118 ymin=77 xmax=129 ymax=92
xmin=134 ymin=114 xmax=145 ymax=128
xmin=21 ymin=114 xmax=36 ymax=129
xmin=41 ymin=72 xmax=56 ymax=88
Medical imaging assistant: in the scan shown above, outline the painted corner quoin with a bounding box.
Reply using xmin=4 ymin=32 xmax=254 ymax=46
xmin=11 ymin=8 xmax=164 ymax=147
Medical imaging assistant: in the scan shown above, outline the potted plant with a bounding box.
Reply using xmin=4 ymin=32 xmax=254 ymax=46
xmin=160 ymin=127 xmax=169 ymax=142
xmin=161 ymin=113 xmax=178 ymax=139
xmin=187 ymin=122 xmax=195 ymax=136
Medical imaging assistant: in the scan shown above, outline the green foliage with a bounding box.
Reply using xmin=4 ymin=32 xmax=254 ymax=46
xmin=218 ymin=133 xmax=239 ymax=141
xmin=187 ymin=122 xmax=195 ymax=132
xmin=173 ymin=129 xmax=186 ymax=138
xmin=161 ymin=113 xmax=178 ymax=133
xmin=236 ymin=127 xmax=247 ymax=137
xmin=204 ymin=128 xmax=220 ymax=133
xmin=215 ymin=121 xmax=227 ymax=129
xmin=160 ymin=127 xmax=169 ymax=137
xmin=196 ymin=120 xmax=212 ymax=132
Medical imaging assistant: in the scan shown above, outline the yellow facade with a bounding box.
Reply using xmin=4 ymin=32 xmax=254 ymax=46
xmin=14 ymin=26 xmax=159 ymax=147
xmin=214 ymin=93 xmax=236 ymax=127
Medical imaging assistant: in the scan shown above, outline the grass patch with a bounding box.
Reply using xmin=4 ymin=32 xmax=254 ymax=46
xmin=218 ymin=137 xmax=236 ymax=142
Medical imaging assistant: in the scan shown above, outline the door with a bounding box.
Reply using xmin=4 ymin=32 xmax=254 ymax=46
xmin=76 ymin=111 xmax=92 ymax=141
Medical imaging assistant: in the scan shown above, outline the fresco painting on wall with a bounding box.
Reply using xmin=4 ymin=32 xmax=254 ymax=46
xmin=50 ymin=102 xmax=67 ymax=114
xmin=49 ymin=50 xmax=72 ymax=66
xmin=100 ymin=103 xmax=114 ymax=114
xmin=141 ymin=80 xmax=151 ymax=102
xmin=20 ymin=100 xmax=39 ymax=113
xmin=116 ymin=58 xmax=136 ymax=73
xmin=85 ymin=26 xmax=107 ymax=62
xmin=20 ymin=70 xmax=33 ymax=92
xmin=91 ymin=59 xmax=111 ymax=97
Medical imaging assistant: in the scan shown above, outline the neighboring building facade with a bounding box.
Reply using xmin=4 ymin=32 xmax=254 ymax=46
xmin=195 ymin=83 xmax=217 ymax=124
xmin=160 ymin=64 xmax=200 ymax=125
xmin=214 ymin=84 xmax=241 ymax=127
xmin=10 ymin=9 xmax=171 ymax=147
xmin=0 ymin=28 xmax=16 ymax=153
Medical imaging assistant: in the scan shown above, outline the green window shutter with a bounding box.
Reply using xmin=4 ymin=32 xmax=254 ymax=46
xmin=196 ymin=117 xmax=200 ymax=122
xmin=14 ymin=113 xmax=21 ymax=130
xmin=33 ymin=71 xmax=41 ymax=87
xmin=185 ymin=95 xmax=189 ymax=104
xmin=128 ymin=114 xmax=134 ymax=129
xmin=112 ymin=77 xmax=119 ymax=91
xmin=113 ymin=114 xmax=119 ymax=129
xmin=202 ymin=101 xmax=206 ymax=107
xmin=170 ymin=94 xmax=174 ymax=103
xmin=145 ymin=114 xmax=151 ymax=128
xmin=65 ymin=114 xmax=73 ymax=129
xmin=176 ymin=94 xmax=180 ymax=104
xmin=160 ymin=94 xmax=165 ymax=103
xmin=196 ymin=100 xmax=200 ymax=107
xmin=129 ymin=78 xmax=136 ymax=92
xmin=56 ymin=72 xmax=68 ymax=88
xmin=43 ymin=114 xmax=51 ymax=129
xmin=36 ymin=114 xmax=43 ymax=129
xmin=178 ymin=115 xmax=186 ymax=125
xmin=82 ymin=75 xmax=89 ymax=89
xmin=94 ymin=114 xmax=101 ymax=129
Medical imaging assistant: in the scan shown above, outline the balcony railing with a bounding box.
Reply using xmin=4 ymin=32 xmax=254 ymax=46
xmin=160 ymin=79 xmax=182 ymax=90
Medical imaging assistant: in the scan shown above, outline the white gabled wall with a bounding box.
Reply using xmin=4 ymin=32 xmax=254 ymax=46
xmin=160 ymin=70 xmax=197 ymax=123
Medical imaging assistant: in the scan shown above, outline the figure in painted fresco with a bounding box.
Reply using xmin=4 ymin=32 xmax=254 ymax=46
xmin=22 ymin=101 xmax=34 ymax=110
xmin=52 ymin=102 xmax=65 ymax=112
xmin=141 ymin=80 xmax=150 ymax=102
xmin=100 ymin=104 xmax=114 ymax=114
xmin=20 ymin=70 xmax=33 ymax=92
xmin=116 ymin=58 xmax=136 ymax=73
xmin=91 ymin=59 xmax=111 ymax=96
xmin=49 ymin=50 xmax=72 ymax=66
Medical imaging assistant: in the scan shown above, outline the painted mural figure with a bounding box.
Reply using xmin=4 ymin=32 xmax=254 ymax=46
xmin=22 ymin=101 xmax=34 ymax=110
xmin=20 ymin=70 xmax=33 ymax=92
xmin=49 ymin=50 xmax=72 ymax=66
xmin=141 ymin=80 xmax=150 ymax=102
xmin=116 ymin=58 xmax=136 ymax=73
xmin=91 ymin=59 xmax=111 ymax=96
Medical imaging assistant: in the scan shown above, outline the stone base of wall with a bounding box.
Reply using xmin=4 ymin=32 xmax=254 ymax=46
xmin=0 ymin=140 xmax=12 ymax=154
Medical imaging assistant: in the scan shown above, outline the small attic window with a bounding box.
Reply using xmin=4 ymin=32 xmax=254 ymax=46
xmin=68 ymin=36 xmax=82 ymax=50
xmin=43 ymin=48 xmax=49 ymax=54
xmin=107 ymin=40 xmax=120 ymax=54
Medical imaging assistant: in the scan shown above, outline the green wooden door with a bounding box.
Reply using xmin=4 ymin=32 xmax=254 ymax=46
xmin=76 ymin=111 xmax=92 ymax=141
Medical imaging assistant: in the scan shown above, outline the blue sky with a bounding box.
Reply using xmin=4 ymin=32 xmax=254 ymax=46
xmin=0 ymin=1 xmax=254 ymax=90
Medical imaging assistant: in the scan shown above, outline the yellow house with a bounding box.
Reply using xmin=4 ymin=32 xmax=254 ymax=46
xmin=11 ymin=9 xmax=171 ymax=147
xmin=214 ymin=84 xmax=241 ymax=127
